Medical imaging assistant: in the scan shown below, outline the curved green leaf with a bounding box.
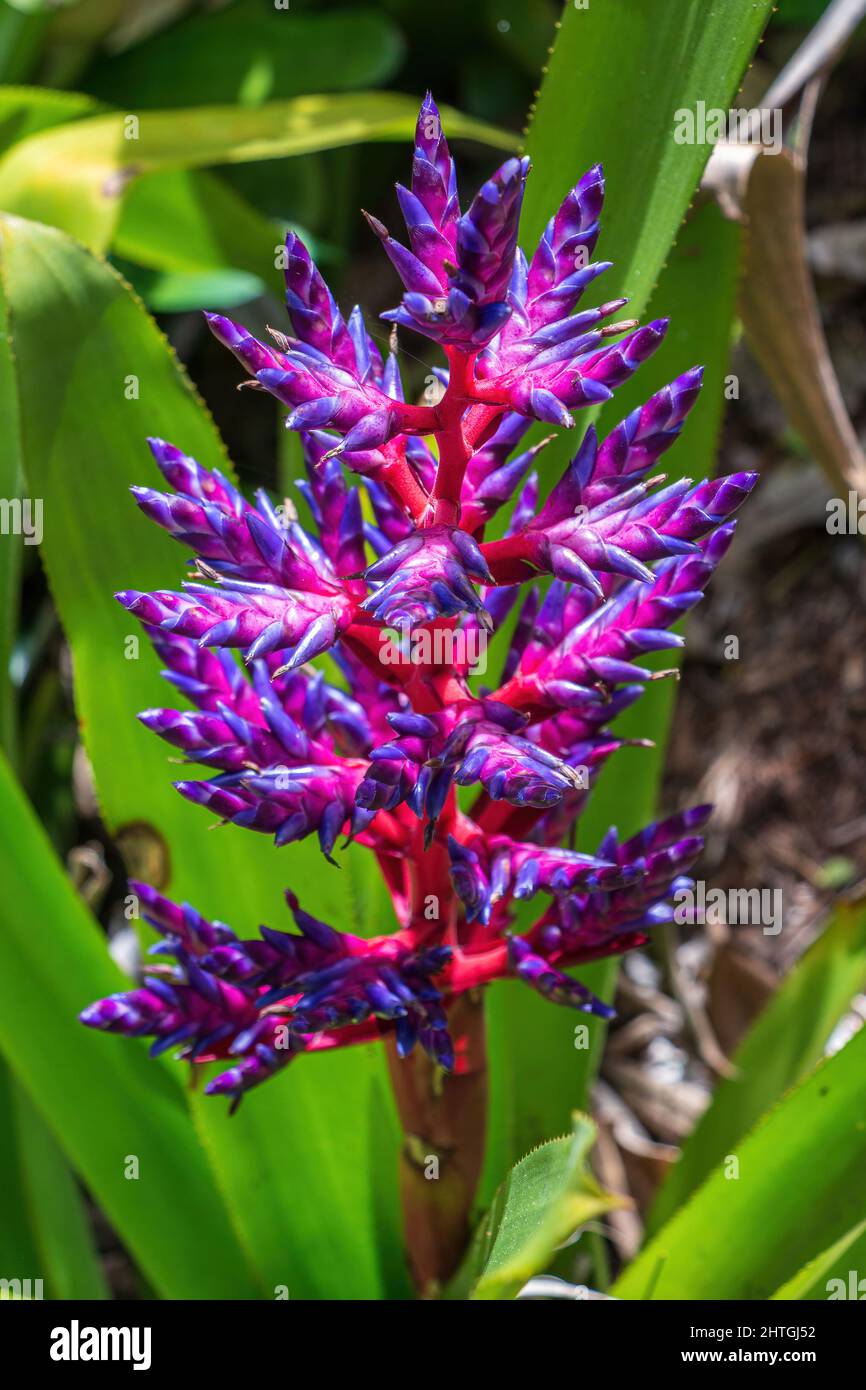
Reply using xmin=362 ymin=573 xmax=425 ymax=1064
xmin=803 ymin=1221 xmax=866 ymax=1303
xmin=0 ymin=86 xmax=309 ymax=290
xmin=521 ymin=0 xmax=772 ymax=308
xmin=613 ymin=1023 xmax=866 ymax=1299
xmin=520 ymin=0 xmax=771 ymax=496
xmin=0 ymin=85 xmax=100 ymax=157
xmin=9 ymin=1082 xmax=108 ymax=1300
xmin=114 ymin=168 xmax=286 ymax=286
xmin=0 ymin=257 xmax=23 ymax=753
xmin=0 ymin=747 xmax=259 ymax=1299
xmin=770 ymin=1217 xmax=866 ymax=1301
xmin=0 ymin=1064 xmax=42 ymax=1292
xmin=0 ymin=225 xmax=107 ymax=1302
xmin=0 ymin=92 xmax=513 ymax=252
xmin=0 ymin=210 xmax=400 ymax=1299
xmin=649 ymin=899 xmax=866 ymax=1234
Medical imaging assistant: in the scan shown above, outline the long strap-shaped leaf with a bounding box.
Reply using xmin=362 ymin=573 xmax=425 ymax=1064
xmin=770 ymin=1216 xmax=866 ymax=1301
xmin=0 ymin=87 xmax=299 ymax=294
xmin=521 ymin=0 xmax=773 ymax=308
xmin=0 ymin=747 xmax=260 ymax=1299
xmin=648 ymin=899 xmax=866 ymax=1234
xmin=518 ymin=0 xmax=772 ymax=498
xmin=5 ymin=1081 xmax=109 ymax=1300
xmin=0 ymin=210 xmax=400 ymax=1299
xmin=0 ymin=92 xmax=513 ymax=253
xmin=0 ymin=253 xmax=21 ymax=753
xmin=0 ymin=258 xmax=106 ymax=1301
xmin=613 ymin=1021 xmax=866 ymax=1299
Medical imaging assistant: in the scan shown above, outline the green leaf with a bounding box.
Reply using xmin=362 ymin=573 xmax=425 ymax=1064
xmin=521 ymin=0 xmax=772 ymax=310
xmin=5 ymin=0 xmax=78 ymax=12
xmin=482 ymin=201 xmax=743 ymax=1198
xmin=9 ymin=1081 xmax=108 ymax=1299
xmin=0 ymin=85 xmax=100 ymax=157
xmin=0 ymin=92 xmax=513 ymax=253
xmin=84 ymin=4 xmax=406 ymax=110
xmin=0 ymin=747 xmax=260 ymax=1299
xmin=0 ymin=239 xmax=106 ymax=1302
xmin=0 ymin=86 xmax=303 ymax=291
xmin=613 ymin=1023 xmax=866 ymax=1299
xmin=451 ymin=1113 xmax=625 ymax=1300
xmin=578 ymin=198 xmax=742 ymax=833
xmin=0 ymin=251 xmax=23 ymax=754
xmin=114 ymin=168 xmax=286 ymax=288
xmin=124 ymin=264 xmax=266 ymax=314
xmin=0 ymin=209 xmax=400 ymax=1299
xmin=806 ymin=1222 xmax=866 ymax=1302
xmin=0 ymin=10 xmax=50 ymax=85
xmin=519 ymin=0 xmax=771 ymax=492
xmin=186 ymin=864 xmax=401 ymax=1300
xmin=648 ymin=898 xmax=866 ymax=1234
xmin=368 ymin=1071 xmax=413 ymax=1299
xmin=0 ymin=1063 xmax=42 ymax=1289
xmin=482 ymin=0 xmax=767 ymax=1186
xmin=770 ymin=1217 xmax=866 ymax=1300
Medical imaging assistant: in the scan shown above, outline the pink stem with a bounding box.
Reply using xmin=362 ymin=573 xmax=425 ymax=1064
xmin=479 ymin=530 xmax=539 ymax=584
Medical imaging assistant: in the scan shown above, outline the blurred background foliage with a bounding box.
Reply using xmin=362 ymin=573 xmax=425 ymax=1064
xmin=2 ymin=0 xmax=866 ymax=1302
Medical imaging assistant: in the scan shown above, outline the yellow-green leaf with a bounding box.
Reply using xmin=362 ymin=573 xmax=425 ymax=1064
xmin=0 ymin=92 xmax=513 ymax=252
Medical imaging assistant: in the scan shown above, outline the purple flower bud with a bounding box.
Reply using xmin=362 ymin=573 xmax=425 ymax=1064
xmin=362 ymin=525 xmax=494 ymax=629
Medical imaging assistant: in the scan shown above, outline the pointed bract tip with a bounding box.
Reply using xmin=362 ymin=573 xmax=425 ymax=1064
xmin=361 ymin=208 xmax=389 ymax=240
xmin=418 ymin=91 xmax=441 ymax=124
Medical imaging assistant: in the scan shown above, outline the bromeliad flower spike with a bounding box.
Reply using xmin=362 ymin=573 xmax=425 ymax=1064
xmin=81 ymin=94 xmax=756 ymax=1290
